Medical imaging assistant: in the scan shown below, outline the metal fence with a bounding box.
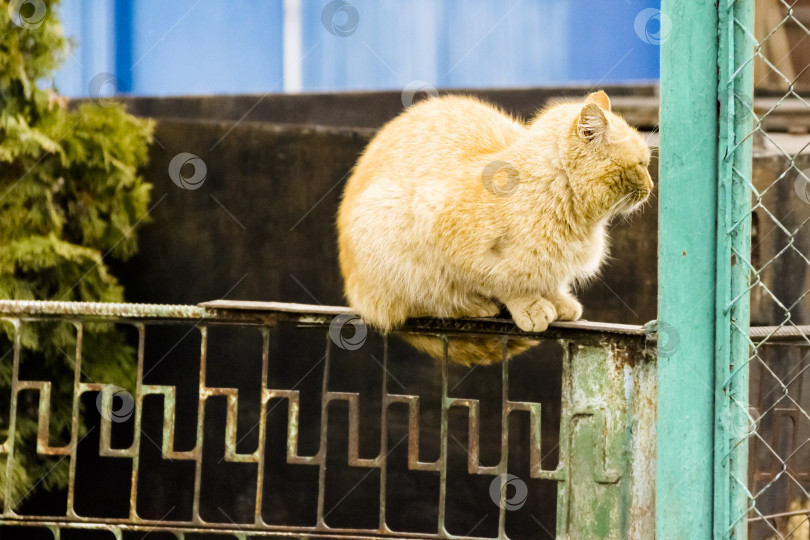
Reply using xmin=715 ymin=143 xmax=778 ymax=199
xmin=0 ymin=300 xmax=656 ymax=539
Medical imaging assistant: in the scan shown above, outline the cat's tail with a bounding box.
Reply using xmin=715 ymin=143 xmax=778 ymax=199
xmin=398 ymin=333 xmax=539 ymax=366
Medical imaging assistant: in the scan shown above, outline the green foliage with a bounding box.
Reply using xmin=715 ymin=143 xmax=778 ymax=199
xmin=0 ymin=0 xmax=153 ymax=506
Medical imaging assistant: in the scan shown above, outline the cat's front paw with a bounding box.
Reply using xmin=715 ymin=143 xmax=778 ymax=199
xmin=553 ymin=295 xmax=583 ymax=321
xmin=504 ymin=297 xmax=557 ymax=333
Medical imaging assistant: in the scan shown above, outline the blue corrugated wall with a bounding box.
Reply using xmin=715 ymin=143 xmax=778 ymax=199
xmin=53 ymin=0 xmax=660 ymax=97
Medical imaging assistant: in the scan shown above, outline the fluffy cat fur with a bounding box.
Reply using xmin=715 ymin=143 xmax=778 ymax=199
xmin=337 ymin=91 xmax=652 ymax=365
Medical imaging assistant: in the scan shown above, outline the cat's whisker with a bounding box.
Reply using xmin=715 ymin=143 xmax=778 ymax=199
xmin=598 ymin=192 xmax=634 ymax=221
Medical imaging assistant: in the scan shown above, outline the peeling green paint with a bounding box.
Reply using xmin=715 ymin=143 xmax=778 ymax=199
xmin=560 ymin=343 xmax=655 ymax=539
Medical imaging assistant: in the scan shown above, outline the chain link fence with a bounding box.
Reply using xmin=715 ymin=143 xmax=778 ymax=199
xmin=729 ymin=1 xmax=810 ymax=538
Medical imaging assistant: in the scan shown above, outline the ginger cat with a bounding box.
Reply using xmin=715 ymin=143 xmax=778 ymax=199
xmin=337 ymin=91 xmax=652 ymax=365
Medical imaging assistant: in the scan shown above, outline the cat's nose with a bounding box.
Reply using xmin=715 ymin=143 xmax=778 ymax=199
xmin=643 ymin=169 xmax=654 ymax=191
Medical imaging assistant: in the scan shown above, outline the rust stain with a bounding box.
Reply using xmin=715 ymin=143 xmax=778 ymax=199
xmin=0 ymin=300 xmax=655 ymax=539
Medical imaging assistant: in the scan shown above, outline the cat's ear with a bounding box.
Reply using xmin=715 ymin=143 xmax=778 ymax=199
xmin=585 ymin=90 xmax=611 ymax=111
xmin=577 ymin=103 xmax=608 ymax=143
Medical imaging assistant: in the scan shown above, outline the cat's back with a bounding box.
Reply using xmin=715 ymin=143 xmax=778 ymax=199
xmin=396 ymin=95 xmax=521 ymax=143
xmin=389 ymin=95 xmax=521 ymax=156
xmin=351 ymin=95 xmax=524 ymax=184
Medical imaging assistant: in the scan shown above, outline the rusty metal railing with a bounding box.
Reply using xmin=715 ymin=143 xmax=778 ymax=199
xmin=0 ymin=300 xmax=657 ymax=539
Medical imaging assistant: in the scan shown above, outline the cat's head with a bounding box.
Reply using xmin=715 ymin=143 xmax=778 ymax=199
xmin=563 ymin=91 xmax=653 ymax=219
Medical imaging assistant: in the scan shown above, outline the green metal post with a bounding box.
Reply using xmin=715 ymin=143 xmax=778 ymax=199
xmin=715 ymin=0 xmax=754 ymax=538
xmin=658 ymin=1 xmax=719 ymax=538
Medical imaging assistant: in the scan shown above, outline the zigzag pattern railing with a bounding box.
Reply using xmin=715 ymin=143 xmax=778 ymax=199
xmin=0 ymin=300 xmax=654 ymax=539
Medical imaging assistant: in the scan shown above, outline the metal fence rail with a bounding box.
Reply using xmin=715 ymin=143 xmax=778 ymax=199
xmin=0 ymin=300 xmax=656 ymax=539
